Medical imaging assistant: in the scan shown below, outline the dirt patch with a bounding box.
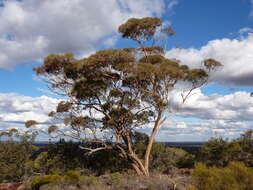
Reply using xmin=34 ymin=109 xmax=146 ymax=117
xmin=0 ymin=183 xmax=21 ymax=190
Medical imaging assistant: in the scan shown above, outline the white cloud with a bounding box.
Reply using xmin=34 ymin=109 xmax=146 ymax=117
xmin=155 ymin=118 xmax=253 ymax=141
xmin=0 ymin=93 xmax=59 ymax=129
xmin=174 ymin=89 xmax=253 ymax=121
xmin=0 ymin=90 xmax=252 ymax=141
xmin=0 ymin=0 xmax=166 ymax=69
xmin=166 ymin=33 xmax=253 ymax=86
xmin=150 ymin=89 xmax=253 ymax=141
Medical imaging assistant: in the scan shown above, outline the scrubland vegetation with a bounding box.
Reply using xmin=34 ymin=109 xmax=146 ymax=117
xmin=1 ymin=129 xmax=253 ymax=190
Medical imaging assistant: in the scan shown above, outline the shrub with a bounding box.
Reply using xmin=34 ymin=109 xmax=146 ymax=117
xmin=32 ymin=152 xmax=60 ymax=175
xmin=80 ymin=176 xmax=98 ymax=186
xmin=177 ymin=152 xmax=195 ymax=169
xmin=109 ymin=172 xmax=123 ymax=187
xmin=188 ymin=162 xmax=253 ymax=190
xmin=197 ymin=137 xmax=229 ymax=167
xmin=31 ymin=174 xmax=61 ymax=190
xmin=63 ymin=170 xmax=81 ymax=184
xmin=151 ymin=144 xmax=195 ymax=173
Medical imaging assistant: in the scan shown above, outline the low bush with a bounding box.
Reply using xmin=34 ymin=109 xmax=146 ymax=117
xmin=108 ymin=172 xmax=123 ymax=186
xmin=80 ymin=175 xmax=98 ymax=186
xmin=31 ymin=174 xmax=61 ymax=190
xmin=27 ymin=172 xmax=189 ymax=190
xmin=151 ymin=144 xmax=195 ymax=173
xmin=188 ymin=162 xmax=253 ymax=190
xmin=63 ymin=170 xmax=81 ymax=184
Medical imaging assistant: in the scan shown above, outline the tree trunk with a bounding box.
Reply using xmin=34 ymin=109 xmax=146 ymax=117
xmin=131 ymin=157 xmax=149 ymax=176
xmin=131 ymin=163 xmax=149 ymax=176
xmin=144 ymin=111 xmax=164 ymax=174
xmin=124 ymin=112 xmax=165 ymax=176
xmin=118 ymin=133 xmax=150 ymax=176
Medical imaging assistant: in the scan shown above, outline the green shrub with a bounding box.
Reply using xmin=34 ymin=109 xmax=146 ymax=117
xmin=80 ymin=176 xmax=98 ymax=186
xmin=197 ymin=137 xmax=229 ymax=167
xmin=109 ymin=172 xmax=123 ymax=186
xmin=177 ymin=152 xmax=195 ymax=168
xmin=188 ymin=162 xmax=253 ymax=190
xmin=151 ymin=144 xmax=194 ymax=173
xmin=63 ymin=170 xmax=81 ymax=184
xmin=31 ymin=174 xmax=61 ymax=190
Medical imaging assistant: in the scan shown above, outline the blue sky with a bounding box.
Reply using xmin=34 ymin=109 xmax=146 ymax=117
xmin=166 ymin=0 xmax=252 ymax=48
xmin=1 ymin=0 xmax=252 ymax=96
xmin=0 ymin=0 xmax=253 ymax=141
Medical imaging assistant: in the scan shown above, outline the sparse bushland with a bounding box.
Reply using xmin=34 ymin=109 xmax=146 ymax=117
xmin=10 ymin=162 xmax=253 ymax=190
xmin=1 ymin=130 xmax=253 ymax=189
xmin=0 ymin=133 xmax=194 ymax=190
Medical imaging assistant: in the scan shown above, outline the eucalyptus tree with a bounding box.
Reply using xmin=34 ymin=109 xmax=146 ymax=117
xmin=27 ymin=17 xmax=222 ymax=176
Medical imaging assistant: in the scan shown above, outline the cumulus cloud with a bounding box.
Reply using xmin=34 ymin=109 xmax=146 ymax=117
xmin=0 ymin=93 xmax=59 ymax=132
xmin=155 ymin=119 xmax=253 ymax=141
xmin=0 ymin=0 xmax=166 ymax=69
xmin=166 ymin=33 xmax=253 ymax=86
xmin=0 ymin=90 xmax=252 ymax=141
xmin=149 ymin=89 xmax=253 ymax=141
xmin=175 ymin=89 xmax=253 ymax=121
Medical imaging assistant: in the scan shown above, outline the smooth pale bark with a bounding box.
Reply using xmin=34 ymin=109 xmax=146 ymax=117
xmin=121 ymin=111 xmax=167 ymax=177
xmin=144 ymin=111 xmax=165 ymax=175
xmin=131 ymin=157 xmax=149 ymax=176
xmin=125 ymin=133 xmax=149 ymax=176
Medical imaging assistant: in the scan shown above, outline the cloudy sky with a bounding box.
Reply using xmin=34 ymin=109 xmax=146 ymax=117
xmin=0 ymin=0 xmax=253 ymax=141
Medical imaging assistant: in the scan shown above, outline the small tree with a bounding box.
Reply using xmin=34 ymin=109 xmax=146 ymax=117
xmin=29 ymin=17 xmax=221 ymax=176
xmin=0 ymin=129 xmax=37 ymax=182
xmin=238 ymin=130 xmax=253 ymax=152
xmin=197 ymin=137 xmax=230 ymax=167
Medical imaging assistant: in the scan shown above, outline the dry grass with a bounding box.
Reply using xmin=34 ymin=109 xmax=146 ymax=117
xmin=38 ymin=172 xmax=190 ymax=190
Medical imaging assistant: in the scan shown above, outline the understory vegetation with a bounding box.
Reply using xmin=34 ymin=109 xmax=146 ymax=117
xmin=0 ymin=130 xmax=253 ymax=190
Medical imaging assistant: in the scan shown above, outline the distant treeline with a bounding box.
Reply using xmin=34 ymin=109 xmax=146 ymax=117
xmin=34 ymin=141 xmax=204 ymax=154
